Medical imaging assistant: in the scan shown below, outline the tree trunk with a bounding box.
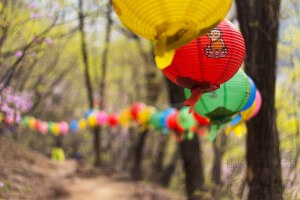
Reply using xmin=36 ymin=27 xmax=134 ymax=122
xmin=166 ymin=79 xmax=205 ymax=200
xmin=78 ymin=0 xmax=102 ymax=166
xmin=78 ymin=0 xmax=93 ymax=109
xmin=131 ymin=128 xmax=149 ymax=180
xmin=99 ymin=0 xmax=113 ymax=110
xmin=236 ymin=0 xmax=283 ymax=199
xmin=211 ymin=131 xmax=227 ymax=185
xmin=152 ymin=135 xmax=169 ymax=180
xmin=160 ymin=147 xmax=180 ymax=186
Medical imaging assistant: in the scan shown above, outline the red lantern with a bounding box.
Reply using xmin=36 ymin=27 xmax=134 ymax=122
xmin=130 ymin=102 xmax=145 ymax=121
xmin=166 ymin=111 xmax=184 ymax=133
xmin=193 ymin=112 xmax=210 ymax=126
xmin=34 ymin=120 xmax=41 ymax=131
xmin=108 ymin=114 xmax=119 ymax=127
xmin=162 ymin=20 xmax=245 ymax=111
xmin=5 ymin=116 xmax=14 ymax=125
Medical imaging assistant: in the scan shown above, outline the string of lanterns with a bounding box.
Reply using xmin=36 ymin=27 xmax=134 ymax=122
xmin=0 ymin=77 xmax=261 ymax=142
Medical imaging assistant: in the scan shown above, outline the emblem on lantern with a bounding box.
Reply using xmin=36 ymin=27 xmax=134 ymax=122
xmin=204 ymin=28 xmax=228 ymax=59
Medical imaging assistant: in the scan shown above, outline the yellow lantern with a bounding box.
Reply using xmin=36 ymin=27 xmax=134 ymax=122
xmin=79 ymin=119 xmax=87 ymax=130
xmin=28 ymin=117 xmax=37 ymax=129
xmin=112 ymin=0 xmax=232 ymax=69
xmin=241 ymin=100 xmax=256 ymax=121
xmin=138 ymin=106 xmax=156 ymax=125
xmin=51 ymin=123 xmax=60 ymax=136
xmin=88 ymin=114 xmax=97 ymax=127
xmin=0 ymin=113 xmax=4 ymax=123
xmin=225 ymin=99 xmax=257 ymax=136
xmin=118 ymin=108 xmax=131 ymax=127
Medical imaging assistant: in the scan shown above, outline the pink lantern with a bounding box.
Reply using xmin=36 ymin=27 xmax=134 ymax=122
xmin=59 ymin=122 xmax=69 ymax=136
xmin=96 ymin=111 xmax=108 ymax=126
xmin=250 ymin=90 xmax=262 ymax=118
xmin=39 ymin=122 xmax=48 ymax=135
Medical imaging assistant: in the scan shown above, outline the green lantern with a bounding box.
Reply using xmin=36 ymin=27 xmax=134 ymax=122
xmin=21 ymin=116 xmax=29 ymax=127
xmin=149 ymin=111 xmax=163 ymax=130
xmin=184 ymin=70 xmax=250 ymax=141
xmin=178 ymin=107 xmax=196 ymax=131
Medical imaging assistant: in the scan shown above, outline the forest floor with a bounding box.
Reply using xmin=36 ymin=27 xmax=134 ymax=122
xmin=0 ymin=139 xmax=183 ymax=200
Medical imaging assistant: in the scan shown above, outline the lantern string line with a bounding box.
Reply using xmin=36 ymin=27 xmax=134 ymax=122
xmin=0 ymin=104 xmax=210 ymax=141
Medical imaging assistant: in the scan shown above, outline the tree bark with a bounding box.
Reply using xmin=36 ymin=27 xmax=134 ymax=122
xmin=160 ymin=147 xmax=180 ymax=186
xmin=211 ymin=131 xmax=227 ymax=185
xmin=152 ymin=135 xmax=169 ymax=180
xmin=166 ymin=79 xmax=205 ymax=200
xmin=99 ymin=0 xmax=113 ymax=110
xmin=236 ymin=0 xmax=283 ymax=199
xmin=78 ymin=0 xmax=93 ymax=108
xmin=131 ymin=128 xmax=149 ymax=180
xmin=78 ymin=0 xmax=102 ymax=166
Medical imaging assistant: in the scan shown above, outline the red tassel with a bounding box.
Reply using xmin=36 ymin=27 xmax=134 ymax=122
xmin=184 ymin=88 xmax=203 ymax=113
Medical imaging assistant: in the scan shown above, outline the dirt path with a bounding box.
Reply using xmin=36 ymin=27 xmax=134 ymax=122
xmin=63 ymin=175 xmax=136 ymax=200
xmin=0 ymin=139 xmax=182 ymax=200
xmin=60 ymin=172 xmax=182 ymax=200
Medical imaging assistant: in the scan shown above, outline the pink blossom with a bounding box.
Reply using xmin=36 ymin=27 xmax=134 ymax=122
xmin=0 ymin=180 xmax=3 ymax=188
xmin=0 ymin=87 xmax=33 ymax=117
xmin=44 ymin=37 xmax=53 ymax=45
xmin=29 ymin=3 xmax=38 ymax=10
xmin=30 ymin=12 xmax=41 ymax=19
xmin=15 ymin=51 xmax=23 ymax=58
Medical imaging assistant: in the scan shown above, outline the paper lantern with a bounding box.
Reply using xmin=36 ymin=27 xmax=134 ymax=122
xmin=178 ymin=107 xmax=196 ymax=131
xmin=112 ymin=0 xmax=232 ymax=67
xmin=250 ymin=90 xmax=262 ymax=118
xmin=21 ymin=116 xmax=29 ymax=127
xmin=70 ymin=120 xmax=79 ymax=133
xmin=118 ymin=108 xmax=131 ymax=126
xmin=230 ymin=89 xmax=258 ymax=127
xmin=84 ymin=109 xmax=96 ymax=119
xmin=229 ymin=78 xmax=257 ymax=127
xmin=88 ymin=114 xmax=98 ymax=127
xmin=5 ymin=116 xmax=14 ymax=125
xmin=185 ymin=70 xmax=250 ymax=141
xmin=226 ymin=90 xmax=262 ymax=136
xmin=193 ymin=112 xmax=210 ymax=126
xmin=39 ymin=122 xmax=48 ymax=135
xmin=159 ymin=108 xmax=176 ymax=132
xmin=241 ymin=77 xmax=256 ymax=111
xmin=108 ymin=114 xmax=119 ymax=127
xmin=28 ymin=117 xmax=36 ymax=129
xmin=166 ymin=111 xmax=184 ymax=133
xmin=96 ymin=111 xmax=108 ymax=126
xmin=34 ymin=120 xmax=41 ymax=130
xmin=130 ymin=103 xmax=145 ymax=121
xmin=138 ymin=106 xmax=156 ymax=125
xmin=78 ymin=119 xmax=87 ymax=130
xmin=0 ymin=113 xmax=4 ymax=123
xmin=59 ymin=122 xmax=69 ymax=136
xmin=164 ymin=20 xmax=246 ymax=111
xmin=50 ymin=123 xmax=60 ymax=136
xmin=149 ymin=111 xmax=163 ymax=130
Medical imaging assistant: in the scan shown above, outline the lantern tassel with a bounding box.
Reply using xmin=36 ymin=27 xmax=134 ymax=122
xmin=184 ymin=88 xmax=203 ymax=113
